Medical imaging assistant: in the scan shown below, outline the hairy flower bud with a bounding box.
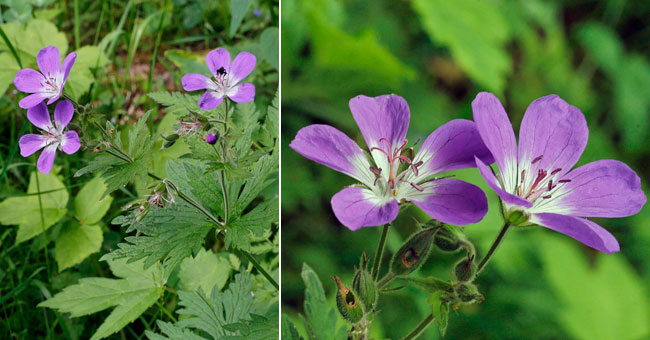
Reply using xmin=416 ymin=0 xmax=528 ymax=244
xmin=433 ymin=224 xmax=465 ymax=252
xmin=352 ymin=268 xmax=377 ymax=311
xmin=390 ymin=228 xmax=435 ymax=277
xmin=161 ymin=133 xmax=180 ymax=149
xmin=206 ymin=133 xmax=218 ymax=145
xmin=334 ymin=276 xmax=364 ymax=324
xmin=506 ymin=209 xmax=530 ymax=226
xmin=454 ymin=254 xmax=477 ymax=282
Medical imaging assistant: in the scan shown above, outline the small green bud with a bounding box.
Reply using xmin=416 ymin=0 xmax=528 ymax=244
xmin=506 ymin=209 xmax=530 ymax=226
xmin=352 ymin=268 xmax=377 ymax=311
xmin=390 ymin=228 xmax=435 ymax=277
xmin=334 ymin=276 xmax=365 ymax=324
xmin=455 ymin=282 xmax=484 ymax=304
xmin=454 ymin=254 xmax=477 ymax=282
xmin=433 ymin=224 xmax=465 ymax=252
xmin=162 ymin=133 xmax=180 ymax=142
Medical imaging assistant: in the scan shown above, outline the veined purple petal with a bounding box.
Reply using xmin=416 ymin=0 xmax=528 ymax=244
xmin=227 ymin=83 xmax=255 ymax=103
xmin=37 ymin=144 xmax=58 ymax=174
xmin=518 ymin=95 xmax=588 ymax=182
xmin=531 ymin=213 xmax=619 ymax=253
xmin=61 ymin=52 xmax=77 ymax=83
xmin=331 ymin=187 xmax=398 ymax=230
xmin=229 ymin=51 xmax=256 ymax=84
xmin=182 ymin=73 xmax=212 ymax=91
xmin=407 ymin=178 xmax=488 ymax=225
xmin=290 ymin=124 xmax=373 ymax=186
xmin=19 ymin=134 xmax=46 ymax=157
xmin=206 ymin=48 xmax=231 ymax=77
xmin=349 ymin=94 xmax=409 ymax=152
xmin=61 ymin=130 xmax=81 ymax=154
xmin=416 ymin=119 xmax=494 ymax=176
xmin=198 ymin=91 xmax=223 ymax=110
xmin=535 ymin=160 xmax=646 ymax=218
xmin=37 ymin=46 xmax=61 ymax=77
xmin=472 ymin=92 xmax=518 ymax=192
xmin=27 ymin=102 xmax=53 ymax=131
xmin=47 ymin=92 xmax=62 ymax=106
xmin=54 ymin=100 xmax=74 ymax=130
xmin=19 ymin=93 xmax=49 ymax=109
xmin=475 ymin=156 xmax=532 ymax=208
xmin=14 ymin=68 xmax=46 ymax=93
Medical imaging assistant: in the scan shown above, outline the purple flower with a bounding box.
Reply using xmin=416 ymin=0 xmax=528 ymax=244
xmin=13 ymin=45 xmax=77 ymax=109
xmin=182 ymin=48 xmax=256 ymax=110
xmin=290 ymin=94 xmax=494 ymax=230
xmin=253 ymin=8 xmax=261 ymax=17
xmin=206 ymin=133 xmax=217 ymax=144
xmin=19 ymin=100 xmax=81 ymax=174
xmin=472 ymin=92 xmax=646 ymax=253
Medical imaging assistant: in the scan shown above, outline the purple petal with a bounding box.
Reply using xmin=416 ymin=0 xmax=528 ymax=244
xmin=349 ymin=94 xmax=409 ymax=151
xmin=54 ymin=100 xmax=74 ymax=130
xmin=182 ymin=73 xmax=212 ymax=91
xmin=416 ymin=119 xmax=494 ymax=175
xmin=408 ymin=178 xmax=488 ymax=225
xmin=206 ymin=48 xmax=231 ymax=77
xmin=46 ymin=92 xmax=62 ymax=106
xmin=61 ymin=52 xmax=77 ymax=83
xmin=539 ymin=160 xmax=646 ymax=218
xmin=472 ymin=92 xmax=518 ymax=192
xmin=19 ymin=134 xmax=46 ymax=157
xmin=14 ymin=68 xmax=46 ymax=93
xmin=228 ymin=83 xmax=255 ymax=103
xmin=531 ymin=213 xmax=619 ymax=253
xmin=19 ymin=93 xmax=49 ymax=109
xmin=61 ymin=130 xmax=81 ymax=154
xmin=198 ymin=91 xmax=223 ymax=110
xmin=26 ymin=102 xmax=53 ymax=131
xmin=37 ymin=46 xmax=61 ymax=77
xmin=518 ymin=95 xmax=588 ymax=181
xmin=475 ymin=156 xmax=532 ymax=208
xmin=37 ymin=145 xmax=58 ymax=174
xmin=289 ymin=124 xmax=373 ymax=186
xmin=229 ymin=51 xmax=256 ymax=83
xmin=331 ymin=187 xmax=399 ymax=230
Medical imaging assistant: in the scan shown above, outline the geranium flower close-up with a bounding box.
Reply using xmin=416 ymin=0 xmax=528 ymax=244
xmin=472 ymin=92 xmax=646 ymax=253
xmin=181 ymin=48 xmax=256 ymax=110
xmin=13 ymin=45 xmax=77 ymax=109
xmin=290 ymin=94 xmax=494 ymax=230
xmin=18 ymin=100 xmax=80 ymax=174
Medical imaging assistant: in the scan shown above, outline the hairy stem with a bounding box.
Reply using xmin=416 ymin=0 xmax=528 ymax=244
xmin=162 ymin=178 xmax=224 ymax=227
xmin=401 ymin=313 xmax=435 ymax=340
xmin=371 ymin=224 xmax=390 ymax=281
xmin=477 ymin=222 xmax=511 ymax=275
xmin=239 ymin=250 xmax=279 ymax=290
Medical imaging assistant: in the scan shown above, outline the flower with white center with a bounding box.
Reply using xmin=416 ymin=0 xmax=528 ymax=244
xmin=13 ymin=45 xmax=77 ymax=109
xmin=290 ymin=94 xmax=494 ymax=230
xmin=18 ymin=100 xmax=81 ymax=174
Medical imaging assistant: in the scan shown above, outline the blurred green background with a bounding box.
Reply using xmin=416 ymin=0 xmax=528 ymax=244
xmin=281 ymin=0 xmax=650 ymax=339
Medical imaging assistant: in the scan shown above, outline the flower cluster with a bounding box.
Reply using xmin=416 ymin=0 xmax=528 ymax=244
xmin=14 ymin=46 xmax=80 ymax=174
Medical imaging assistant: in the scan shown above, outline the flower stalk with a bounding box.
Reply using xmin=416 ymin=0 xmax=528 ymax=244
xmin=401 ymin=313 xmax=435 ymax=340
xmin=476 ymin=222 xmax=511 ymax=275
xmin=371 ymin=223 xmax=390 ymax=280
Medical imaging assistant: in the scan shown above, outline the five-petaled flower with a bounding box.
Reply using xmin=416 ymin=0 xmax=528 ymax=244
xmin=472 ymin=92 xmax=646 ymax=253
xmin=290 ymin=94 xmax=494 ymax=230
xmin=19 ymin=100 xmax=81 ymax=174
xmin=13 ymin=45 xmax=77 ymax=109
xmin=182 ymin=48 xmax=256 ymax=110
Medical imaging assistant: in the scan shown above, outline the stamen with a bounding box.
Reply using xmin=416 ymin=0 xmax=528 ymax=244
xmin=369 ymin=166 xmax=382 ymax=176
xmin=409 ymin=182 xmax=424 ymax=192
xmin=370 ymin=146 xmax=390 ymax=158
xmin=550 ymin=168 xmax=562 ymax=175
xmin=558 ymin=179 xmax=571 ymax=183
xmin=397 ymin=156 xmax=412 ymax=164
xmin=521 ymin=169 xmax=526 ymax=183
xmin=548 ymin=180 xmax=554 ymax=191
xmin=532 ymin=155 xmax=543 ymax=164
xmin=393 ymin=139 xmax=408 ymax=158
xmin=542 ymin=195 xmax=552 ymax=199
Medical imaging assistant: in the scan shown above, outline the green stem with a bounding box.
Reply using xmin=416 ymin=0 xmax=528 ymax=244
xmin=401 ymin=313 xmax=435 ymax=340
xmin=162 ymin=179 xmax=224 ymax=227
xmin=33 ymin=163 xmax=50 ymax=276
xmin=476 ymin=222 xmax=511 ymax=275
xmin=371 ymin=224 xmax=390 ymax=281
xmin=219 ymin=170 xmax=229 ymax=225
xmin=239 ymin=250 xmax=278 ymax=290
xmin=377 ymin=272 xmax=396 ymax=289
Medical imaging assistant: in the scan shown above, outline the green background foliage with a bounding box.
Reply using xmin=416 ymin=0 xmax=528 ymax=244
xmin=281 ymin=0 xmax=650 ymax=339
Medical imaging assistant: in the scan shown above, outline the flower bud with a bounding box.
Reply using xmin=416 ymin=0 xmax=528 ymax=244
xmin=506 ymin=209 xmax=529 ymax=226
xmin=454 ymin=254 xmax=477 ymax=282
xmin=352 ymin=268 xmax=377 ymax=311
xmin=206 ymin=133 xmax=218 ymax=145
xmin=334 ymin=276 xmax=364 ymax=324
xmin=390 ymin=228 xmax=435 ymax=277
xmin=433 ymin=224 xmax=465 ymax=252
xmin=455 ymin=282 xmax=484 ymax=304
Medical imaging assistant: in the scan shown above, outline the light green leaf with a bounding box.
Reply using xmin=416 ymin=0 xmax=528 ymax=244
xmin=411 ymin=0 xmax=511 ymax=93
xmin=426 ymin=291 xmax=449 ymax=337
xmin=74 ymin=176 xmax=113 ymax=224
xmin=0 ymin=171 xmax=68 ymax=243
xmin=178 ymin=248 xmax=231 ymax=296
xmin=576 ymin=22 xmax=623 ymax=76
xmin=55 ymin=223 xmax=103 ymax=271
xmin=259 ymin=27 xmax=279 ymax=70
xmin=226 ymin=198 xmax=278 ymax=251
xmin=39 ymin=258 xmax=164 ymax=340
xmin=229 ymin=0 xmax=253 ymax=38
xmin=300 ymin=263 xmax=348 ymax=340
xmin=66 ymin=45 xmax=109 ymax=98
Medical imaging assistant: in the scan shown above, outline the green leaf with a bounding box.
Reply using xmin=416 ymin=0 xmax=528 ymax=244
xmin=178 ymin=248 xmax=231 ymax=296
xmin=225 ymin=198 xmax=278 ymax=252
xmin=258 ymin=27 xmax=279 ymax=70
xmin=74 ymin=176 xmax=113 ymax=224
xmin=300 ymin=263 xmax=348 ymax=340
xmin=232 ymin=152 xmax=278 ymax=217
xmin=66 ymin=45 xmax=109 ymax=98
xmin=229 ymin=0 xmax=253 ymax=38
xmin=576 ymin=22 xmax=623 ymax=76
xmin=221 ymin=305 xmax=279 ymax=340
xmin=411 ymin=0 xmax=511 ymax=93
xmin=148 ymin=91 xmax=204 ymax=116
xmin=281 ymin=316 xmax=304 ymax=340
xmin=55 ymin=223 xmax=103 ymax=271
xmin=0 ymin=171 xmax=68 ymax=243
xmin=39 ymin=258 xmax=164 ymax=340
xmin=426 ymin=291 xmax=449 ymax=337
xmin=145 ymin=321 xmax=208 ymax=340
